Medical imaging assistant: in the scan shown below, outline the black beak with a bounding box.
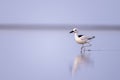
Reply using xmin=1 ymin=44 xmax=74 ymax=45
xmin=69 ymin=31 xmax=74 ymax=33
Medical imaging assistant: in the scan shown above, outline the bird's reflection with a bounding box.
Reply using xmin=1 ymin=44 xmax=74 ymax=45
xmin=71 ymin=52 xmax=93 ymax=76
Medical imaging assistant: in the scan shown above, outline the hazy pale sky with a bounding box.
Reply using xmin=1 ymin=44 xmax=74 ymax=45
xmin=0 ymin=0 xmax=120 ymax=24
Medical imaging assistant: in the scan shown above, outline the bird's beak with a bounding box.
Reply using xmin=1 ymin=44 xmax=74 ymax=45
xmin=70 ymin=31 xmax=74 ymax=33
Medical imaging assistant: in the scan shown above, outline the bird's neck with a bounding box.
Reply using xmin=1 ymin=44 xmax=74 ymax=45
xmin=74 ymin=32 xmax=78 ymax=39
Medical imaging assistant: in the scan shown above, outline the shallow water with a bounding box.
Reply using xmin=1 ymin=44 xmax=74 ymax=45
xmin=0 ymin=29 xmax=120 ymax=80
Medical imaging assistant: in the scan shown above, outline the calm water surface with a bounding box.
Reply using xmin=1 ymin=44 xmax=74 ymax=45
xmin=0 ymin=29 xmax=120 ymax=80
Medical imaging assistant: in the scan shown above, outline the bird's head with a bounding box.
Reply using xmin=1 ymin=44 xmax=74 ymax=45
xmin=70 ymin=28 xmax=78 ymax=33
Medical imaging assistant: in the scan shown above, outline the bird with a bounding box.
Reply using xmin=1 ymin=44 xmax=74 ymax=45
xmin=70 ymin=28 xmax=95 ymax=53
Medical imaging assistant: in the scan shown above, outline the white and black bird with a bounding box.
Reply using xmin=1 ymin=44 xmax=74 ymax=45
xmin=70 ymin=28 xmax=95 ymax=53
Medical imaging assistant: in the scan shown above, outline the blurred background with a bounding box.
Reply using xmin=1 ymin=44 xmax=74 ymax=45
xmin=0 ymin=0 xmax=120 ymax=80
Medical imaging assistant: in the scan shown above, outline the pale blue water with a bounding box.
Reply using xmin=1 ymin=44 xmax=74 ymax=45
xmin=0 ymin=28 xmax=120 ymax=80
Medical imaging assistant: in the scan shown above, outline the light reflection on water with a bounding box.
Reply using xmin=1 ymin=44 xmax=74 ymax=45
xmin=0 ymin=29 xmax=120 ymax=80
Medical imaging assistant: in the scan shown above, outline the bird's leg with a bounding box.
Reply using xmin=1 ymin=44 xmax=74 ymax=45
xmin=81 ymin=45 xmax=83 ymax=54
xmin=81 ymin=44 xmax=84 ymax=54
xmin=86 ymin=43 xmax=92 ymax=47
xmin=84 ymin=42 xmax=92 ymax=51
xmin=88 ymin=43 xmax=92 ymax=47
xmin=83 ymin=45 xmax=86 ymax=53
xmin=80 ymin=46 xmax=83 ymax=54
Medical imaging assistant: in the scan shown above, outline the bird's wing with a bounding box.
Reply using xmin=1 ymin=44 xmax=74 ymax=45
xmin=78 ymin=35 xmax=83 ymax=37
xmin=80 ymin=36 xmax=88 ymax=40
xmin=88 ymin=36 xmax=95 ymax=40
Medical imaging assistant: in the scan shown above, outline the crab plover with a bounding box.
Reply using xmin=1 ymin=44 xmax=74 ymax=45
xmin=70 ymin=28 xmax=95 ymax=53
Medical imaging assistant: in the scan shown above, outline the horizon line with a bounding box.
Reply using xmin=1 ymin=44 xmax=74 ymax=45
xmin=0 ymin=24 xmax=120 ymax=30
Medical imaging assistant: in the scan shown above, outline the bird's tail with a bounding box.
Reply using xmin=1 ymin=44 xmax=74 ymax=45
xmin=88 ymin=36 xmax=95 ymax=40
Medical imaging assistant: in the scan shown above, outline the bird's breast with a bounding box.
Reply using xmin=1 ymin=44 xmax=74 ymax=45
xmin=75 ymin=38 xmax=87 ymax=44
